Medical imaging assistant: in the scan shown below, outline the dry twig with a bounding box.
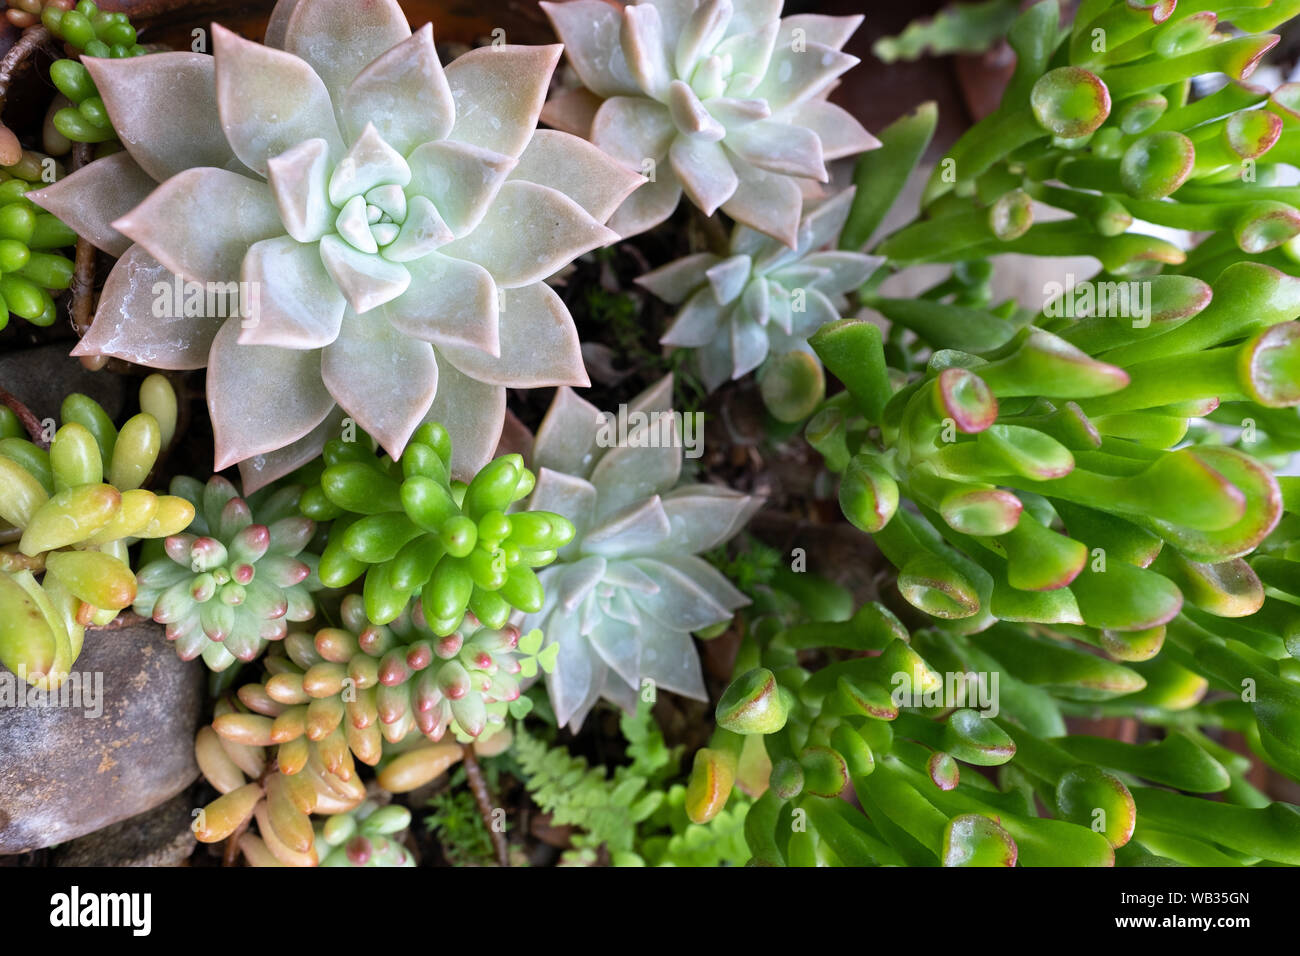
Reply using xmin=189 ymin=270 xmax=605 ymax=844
xmin=0 ymin=25 xmax=52 ymax=110
xmin=0 ymin=382 xmax=47 ymax=446
xmin=461 ymin=743 xmax=510 ymax=867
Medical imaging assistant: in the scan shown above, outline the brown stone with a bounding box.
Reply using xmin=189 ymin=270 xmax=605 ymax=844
xmin=0 ymin=620 xmax=204 ymax=854
xmin=49 ymin=790 xmax=197 ymax=866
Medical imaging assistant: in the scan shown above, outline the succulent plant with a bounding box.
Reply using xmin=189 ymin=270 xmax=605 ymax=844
xmin=132 ymin=475 xmax=323 ymax=672
xmin=224 ymin=593 xmax=535 ymax=780
xmin=241 ymin=794 xmax=416 ymax=867
xmin=813 ymin=297 xmax=1297 ymax=641
xmin=540 ymin=0 xmax=877 ymax=245
xmin=306 ymin=422 xmax=572 ymax=636
xmin=195 ymin=618 xmax=519 ymax=862
xmin=30 ymin=0 xmax=645 ymax=491
xmin=192 ymin=699 xmax=368 ymax=866
xmin=13 ymin=0 xmax=1300 ymax=874
xmin=718 ymin=580 xmax=1300 ymax=867
xmin=40 ymin=1 xmax=147 ymax=148
xmin=1 ymin=0 xmax=55 ymax=30
xmin=0 ymin=178 xmax=76 ymax=330
xmin=872 ymin=0 xmax=1018 ymax=64
xmin=0 ymin=375 xmax=192 ymax=687
xmin=873 ymin=0 xmax=1297 ymax=276
xmin=47 ymin=58 xmax=129 ymax=149
xmin=638 ymin=188 xmax=877 ymax=415
xmin=807 ymin=0 xmax=1300 ymax=647
xmin=523 ymin=375 xmax=762 ymax=729
xmin=40 ymin=1 xmax=144 ymax=60
xmin=375 ymin=726 xmax=513 ymax=795
xmin=316 ymin=802 xmax=415 ymax=867
xmin=717 ymin=0 xmax=1300 ymax=868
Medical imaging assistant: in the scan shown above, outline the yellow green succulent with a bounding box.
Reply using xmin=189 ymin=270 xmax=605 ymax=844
xmin=0 ymin=375 xmax=193 ymax=687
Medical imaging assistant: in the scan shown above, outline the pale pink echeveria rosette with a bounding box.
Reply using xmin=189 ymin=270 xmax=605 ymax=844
xmin=520 ymin=375 xmax=762 ymax=729
xmin=638 ymin=188 xmax=882 ymax=390
xmin=30 ymin=0 xmax=644 ymax=491
xmin=539 ymin=0 xmax=877 ymax=246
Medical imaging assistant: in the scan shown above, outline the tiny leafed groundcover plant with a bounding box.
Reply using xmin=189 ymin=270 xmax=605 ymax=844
xmin=6 ymin=0 xmax=1300 ymax=877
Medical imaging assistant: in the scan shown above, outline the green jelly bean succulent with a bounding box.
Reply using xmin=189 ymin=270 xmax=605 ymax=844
xmin=306 ymin=422 xmax=573 ymax=637
xmin=48 ymin=57 xmax=131 ymax=147
xmin=0 ymin=178 xmax=76 ymax=329
xmin=0 ymin=2 xmax=145 ymax=325
xmin=18 ymin=2 xmax=147 ymax=156
xmin=132 ymin=475 xmax=324 ymax=672
xmin=0 ymin=375 xmax=191 ymax=687
xmin=42 ymin=1 xmax=145 ymax=61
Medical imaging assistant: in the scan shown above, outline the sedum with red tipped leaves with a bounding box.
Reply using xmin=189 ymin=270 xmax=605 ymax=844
xmin=134 ymin=475 xmax=323 ymax=671
xmin=233 ymin=593 xmax=537 ymax=779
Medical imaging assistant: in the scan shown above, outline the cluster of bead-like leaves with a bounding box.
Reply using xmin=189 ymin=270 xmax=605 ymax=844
xmin=134 ymin=475 xmax=323 ymax=671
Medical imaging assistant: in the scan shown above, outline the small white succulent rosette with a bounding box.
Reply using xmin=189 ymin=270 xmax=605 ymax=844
xmin=541 ymin=0 xmax=877 ymax=245
xmin=638 ymin=188 xmax=881 ymax=389
xmin=521 ymin=375 xmax=763 ymax=730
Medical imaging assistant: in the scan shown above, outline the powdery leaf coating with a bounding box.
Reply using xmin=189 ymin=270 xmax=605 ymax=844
xmin=27 ymin=152 xmax=157 ymax=258
xmin=34 ymin=0 xmax=642 ymax=491
xmin=523 ymin=375 xmax=763 ymax=730
xmin=639 ymin=188 xmax=881 ymax=390
xmin=541 ymin=0 xmax=877 ymax=245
